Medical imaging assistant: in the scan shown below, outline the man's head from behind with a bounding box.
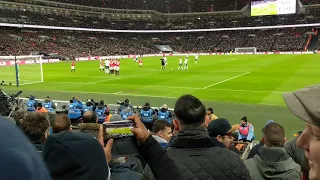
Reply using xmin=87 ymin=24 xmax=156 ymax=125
xmin=262 ymin=122 xmax=285 ymax=147
xmin=173 ymin=94 xmax=206 ymax=131
xmin=52 ymin=114 xmax=71 ymax=133
xmin=43 ymin=131 xmax=109 ymax=180
xmin=82 ymin=110 xmax=98 ymax=123
xmin=152 ymin=120 xmax=173 ymax=142
xmin=20 ymin=112 xmax=49 ymax=143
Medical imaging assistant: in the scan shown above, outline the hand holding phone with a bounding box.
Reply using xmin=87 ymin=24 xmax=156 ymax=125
xmin=127 ymin=115 xmax=150 ymax=143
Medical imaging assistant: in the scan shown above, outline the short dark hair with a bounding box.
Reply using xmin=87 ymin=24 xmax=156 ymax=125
xmin=52 ymin=114 xmax=71 ymax=133
xmin=20 ymin=112 xmax=49 ymax=143
xmin=153 ymin=120 xmax=172 ymax=134
xmin=83 ymin=111 xmax=97 ymax=123
xmin=174 ymin=94 xmax=206 ymax=126
xmin=263 ymin=123 xmax=285 ymax=147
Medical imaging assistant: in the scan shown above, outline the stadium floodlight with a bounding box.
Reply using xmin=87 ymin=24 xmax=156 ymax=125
xmin=0 ymin=55 xmax=43 ymax=87
xmin=235 ymin=47 xmax=257 ymax=54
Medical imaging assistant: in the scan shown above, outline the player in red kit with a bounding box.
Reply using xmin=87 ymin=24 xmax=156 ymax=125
xmin=138 ymin=59 xmax=143 ymax=67
xmin=115 ymin=59 xmax=120 ymax=75
xmin=71 ymin=60 xmax=76 ymax=72
xmin=110 ymin=59 xmax=114 ymax=75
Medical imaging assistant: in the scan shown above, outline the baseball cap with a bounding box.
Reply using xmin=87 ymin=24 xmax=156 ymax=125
xmin=207 ymin=118 xmax=232 ymax=137
xmin=283 ymin=85 xmax=320 ymax=127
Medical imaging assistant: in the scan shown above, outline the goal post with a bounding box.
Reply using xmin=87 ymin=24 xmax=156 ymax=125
xmin=235 ymin=47 xmax=257 ymax=54
xmin=0 ymin=55 xmax=43 ymax=87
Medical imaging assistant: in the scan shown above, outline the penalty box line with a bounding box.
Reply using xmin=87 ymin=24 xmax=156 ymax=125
xmin=202 ymin=72 xmax=251 ymax=89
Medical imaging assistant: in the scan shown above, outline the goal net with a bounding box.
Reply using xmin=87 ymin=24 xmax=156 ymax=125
xmin=235 ymin=47 xmax=257 ymax=54
xmin=0 ymin=55 xmax=43 ymax=86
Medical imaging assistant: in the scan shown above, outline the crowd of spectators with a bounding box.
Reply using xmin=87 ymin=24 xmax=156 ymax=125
xmin=1 ymin=84 xmax=320 ymax=180
xmin=42 ymin=0 xmax=249 ymax=12
xmin=0 ymin=9 xmax=319 ymax=30
xmin=0 ymin=27 xmax=308 ymax=58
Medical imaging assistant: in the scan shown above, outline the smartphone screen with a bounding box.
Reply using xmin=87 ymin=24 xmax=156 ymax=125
xmin=104 ymin=120 xmax=134 ymax=139
xmin=103 ymin=120 xmax=139 ymax=157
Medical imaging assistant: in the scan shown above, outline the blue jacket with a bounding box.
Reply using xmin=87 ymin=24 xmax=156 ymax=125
xmin=120 ymin=110 xmax=133 ymax=120
xmin=95 ymin=107 xmax=107 ymax=124
xmin=83 ymin=105 xmax=93 ymax=113
xmin=140 ymin=109 xmax=154 ymax=123
xmin=157 ymin=111 xmax=172 ymax=124
xmin=68 ymin=100 xmax=82 ymax=119
xmin=43 ymin=101 xmax=54 ymax=112
xmin=26 ymin=100 xmax=36 ymax=112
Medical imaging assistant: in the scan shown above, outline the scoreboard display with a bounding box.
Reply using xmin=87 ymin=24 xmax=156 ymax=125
xmin=251 ymin=0 xmax=296 ymax=16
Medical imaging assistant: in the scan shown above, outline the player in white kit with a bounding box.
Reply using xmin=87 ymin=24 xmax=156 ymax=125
xmin=178 ymin=57 xmax=183 ymax=70
xmin=184 ymin=57 xmax=188 ymax=70
xmin=195 ymin=54 xmax=198 ymax=64
xmin=105 ymin=59 xmax=110 ymax=74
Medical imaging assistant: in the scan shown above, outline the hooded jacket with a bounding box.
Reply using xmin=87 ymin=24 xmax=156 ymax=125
xmin=43 ymin=131 xmax=109 ymax=180
xmin=244 ymin=146 xmax=301 ymax=180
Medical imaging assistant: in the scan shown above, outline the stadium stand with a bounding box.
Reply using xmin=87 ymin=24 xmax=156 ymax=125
xmin=0 ymin=27 xmax=308 ymax=58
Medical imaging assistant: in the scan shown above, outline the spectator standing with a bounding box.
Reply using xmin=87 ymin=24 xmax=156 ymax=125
xmin=20 ymin=112 xmax=49 ymax=151
xmin=143 ymin=94 xmax=250 ymax=180
xmin=78 ymin=110 xmax=100 ymax=138
xmin=238 ymin=116 xmax=255 ymax=142
xmin=152 ymin=120 xmax=173 ymax=148
xmin=282 ymin=85 xmax=320 ymax=180
xmin=207 ymin=118 xmax=233 ymax=148
xmin=43 ymin=131 xmax=110 ymax=180
xmin=26 ymin=95 xmax=37 ymax=112
xmin=140 ymin=102 xmax=155 ymax=130
xmin=43 ymin=96 xmax=56 ymax=112
xmin=157 ymin=104 xmax=173 ymax=124
xmin=244 ymin=123 xmax=301 ymax=180
xmin=51 ymin=114 xmax=72 ymax=133
xmin=247 ymin=120 xmax=275 ymax=159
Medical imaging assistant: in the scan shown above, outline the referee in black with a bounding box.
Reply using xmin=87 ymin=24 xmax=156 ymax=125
xmin=160 ymin=58 xmax=166 ymax=70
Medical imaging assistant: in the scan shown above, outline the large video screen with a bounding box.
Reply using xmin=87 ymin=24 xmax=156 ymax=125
xmin=251 ymin=0 xmax=296 ymax=16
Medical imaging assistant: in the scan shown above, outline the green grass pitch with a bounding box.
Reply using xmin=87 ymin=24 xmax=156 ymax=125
xmin=251 ymin=2 xmax=277 ymax=16
xmin=1 ymin=54 xmax=319 ymax=139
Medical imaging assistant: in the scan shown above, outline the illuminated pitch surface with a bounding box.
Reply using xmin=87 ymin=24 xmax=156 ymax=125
xmin=3 ymin=54 xmax=320 ymax=138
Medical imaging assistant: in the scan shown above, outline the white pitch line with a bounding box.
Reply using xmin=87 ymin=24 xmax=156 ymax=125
xmin=202 ymin=72 xmax=251 ymax=89
xmin=57 ymin=90 xmax=177 ymax=99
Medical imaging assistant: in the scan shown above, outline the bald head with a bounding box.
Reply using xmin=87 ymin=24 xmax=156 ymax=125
xmin=52 ymin=114 xmax=71 ymax=133
xmin=83 ymin=111 xmax=97 ymax=123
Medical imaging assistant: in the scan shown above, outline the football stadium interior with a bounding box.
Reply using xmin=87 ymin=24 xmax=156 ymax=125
xmin=0 ymin=0 xmax=320 ymax=179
